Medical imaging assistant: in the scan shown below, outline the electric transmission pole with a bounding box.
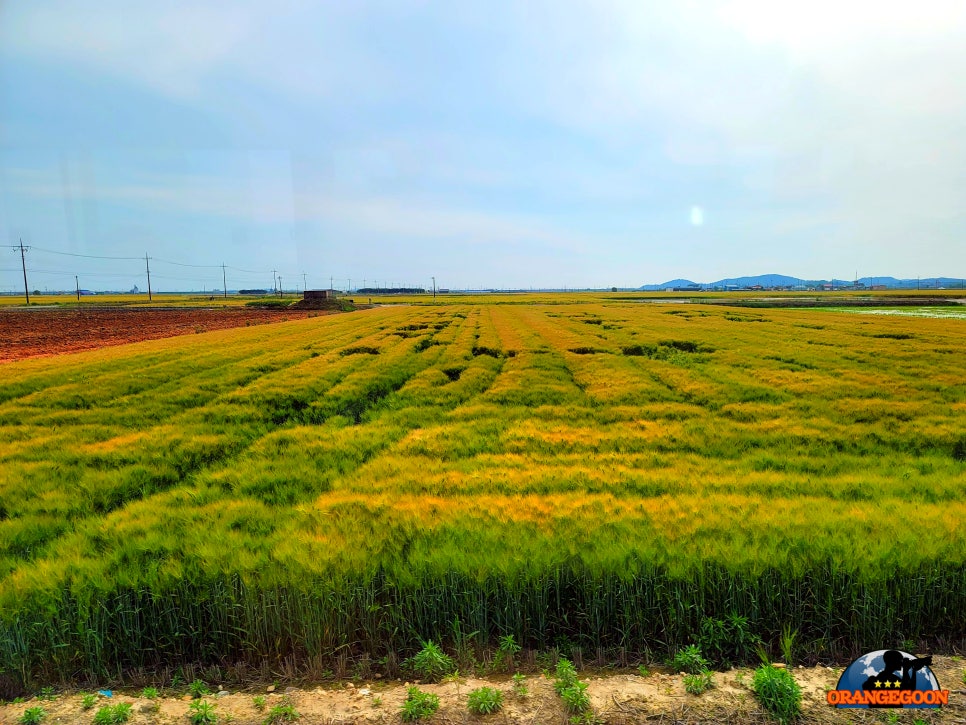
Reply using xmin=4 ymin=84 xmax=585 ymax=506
xmin=278 ymin=276 xmax=283 ymax=297
xmin=75 ymin=275 xmax=80 ymax=302
xmin=16 ymin=239 xmax=30 ymax=304
xmin=432 ymin=276 xmax=436 ymax=300
xmin=221 ymin=263 xmax=227 ymax=299
xmin=302 ymin=272 xmax=307 ymax=293
xmin=145 ymin=253 xmax=153 ymax=301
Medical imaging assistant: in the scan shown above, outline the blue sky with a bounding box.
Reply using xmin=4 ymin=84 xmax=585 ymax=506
xmin=1 ymin=1 xmax=964 ymax=292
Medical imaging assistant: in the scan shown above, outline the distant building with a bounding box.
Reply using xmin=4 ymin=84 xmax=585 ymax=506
xmin=304 ymin=289 xmax=335 ymax=300
xmin=129 ymin=285 xmax=140 ymax=294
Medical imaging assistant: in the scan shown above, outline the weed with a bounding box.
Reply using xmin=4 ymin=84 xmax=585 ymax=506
xmin=494 ymin=634 xmax=521 ymax=672
xmin=93 ymin=703 xmax=133 ymax=724
xmin=698 ymin=613 xmax=762 ymax=666
xmin=189 ymin=679 xmax=211 ymax=698
xmin=559 ymin=681 xmax=591 ymax=714
xmin=18 ymin=707 xmax=46 ymax=724
xmin=512 ymin=673 xmax=528 ymax=698
xmin=683 ymin=670 xmax=714 ymax=695
xmin=669 ymin=645 xmax=710 ymax=674
xmin=141 ymin=686 xmax=159 ymax=699
xmin=408 ymin=640 xmax=456 ymax=682
xmin=263 ymin=702 xmax=299 ymax=723
xmin=568 ymin=713 xmax=602 ymax=725
xmin=554 ymin=659 xmax=592 ymax=715
xmin=188 ymin=699 xmax=218 ymax=725
xmin=252 ymin=695 xmax=266 ymax=710
xmin=753 ymin=665 xmax=802 ymax=725
xmin=371 ymin=695 xmax=382 ymax=707
xmin=467 ymin=686 xmax=504 ymax=715
xmin=37 ymin=687 xmax=55 ymax=701
xmin=81 ymin=693 xmax=97 ymax=710
xmin=400 ymin=686 xmax=439 ymax=722
xmin=637 ymin=665 xmax=650 ymax=677
xmin=554 ymin=658 xmax=580 ymax=694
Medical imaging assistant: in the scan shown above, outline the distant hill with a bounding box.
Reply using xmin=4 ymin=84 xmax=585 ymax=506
xmin=714 ymin=274 xmax=802 ymax=288
xmin=639 ymin=278 xmax=700 ymax=291
xmin=639 ymin=274 xmax=965 ymax=290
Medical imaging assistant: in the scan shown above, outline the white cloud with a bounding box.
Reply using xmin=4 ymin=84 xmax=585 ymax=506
xmin=1 ymin=1 xmax=266 ymax=99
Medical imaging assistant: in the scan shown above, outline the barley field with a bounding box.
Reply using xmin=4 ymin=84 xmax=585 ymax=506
xmin=1 ymin=300 xmax=964 ymax=689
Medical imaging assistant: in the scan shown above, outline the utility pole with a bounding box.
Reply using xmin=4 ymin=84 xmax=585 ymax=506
xmin=16 ymin=239 xmax=30 ymax=304
xmin=75 ymin=275 xmax=80 ymax=302
xmin=432 ymin=276 xmax=436 ymax=300
xmin=222 ymin=263 xmax=227 ymax=299
xmin=278 ymin=276 xmax=283 ymax=297
xmin=302 ymin=272 xmax=307 ymax=293
xmin=348 ymin=278 xmax=352 ymax=293
xmin=330 ymin=275 xmax=333 ymax=291
xmin=145 ymin=253 xmax=153 ymax=301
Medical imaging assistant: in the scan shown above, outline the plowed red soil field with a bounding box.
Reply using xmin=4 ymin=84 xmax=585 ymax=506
xmin=0 ymin=307 xmax=327 ymax=363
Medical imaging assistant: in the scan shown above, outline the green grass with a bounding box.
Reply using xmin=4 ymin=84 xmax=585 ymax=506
xmin=0 ymin=302 xmax=964 ymax=690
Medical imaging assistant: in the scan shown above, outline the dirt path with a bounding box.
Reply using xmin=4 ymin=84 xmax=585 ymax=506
xmin=3 ymin=659 xmax=963 ymax=724
xmin=0 ymin=307 xmax=330 ymax=364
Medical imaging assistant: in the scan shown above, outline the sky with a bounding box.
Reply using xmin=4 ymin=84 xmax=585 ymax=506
xmin=1 ymin=1 xmax=964 ymax=292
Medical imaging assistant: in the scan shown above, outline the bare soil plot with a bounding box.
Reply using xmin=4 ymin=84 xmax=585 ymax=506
xmin=0 ymin=307 xmax=328 ymax=363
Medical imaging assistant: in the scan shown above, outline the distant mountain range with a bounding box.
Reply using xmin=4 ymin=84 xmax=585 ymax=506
xmin=639 ymin=274 xmax=966 ymax=291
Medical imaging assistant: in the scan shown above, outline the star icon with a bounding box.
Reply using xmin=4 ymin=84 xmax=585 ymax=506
xmin=874 ymin=680 xmax=882 ymax=688
xmin=893 ymin=681 xmax=901 ymax=689
xmin=883 ymin=680 xmax=891 ymax=688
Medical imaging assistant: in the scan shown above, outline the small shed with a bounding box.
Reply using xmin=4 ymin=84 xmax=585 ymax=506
xmin=304 ymin=289 xmax=335 ymax=300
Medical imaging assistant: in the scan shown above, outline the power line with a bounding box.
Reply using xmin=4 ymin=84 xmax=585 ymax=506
xmin=1 ymin=242 xmax=327 ymax=294
xmin=30 ymin=246 xmax=142 ymax=261
xmin=152 ymin=257 xmax=222 ymax=269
